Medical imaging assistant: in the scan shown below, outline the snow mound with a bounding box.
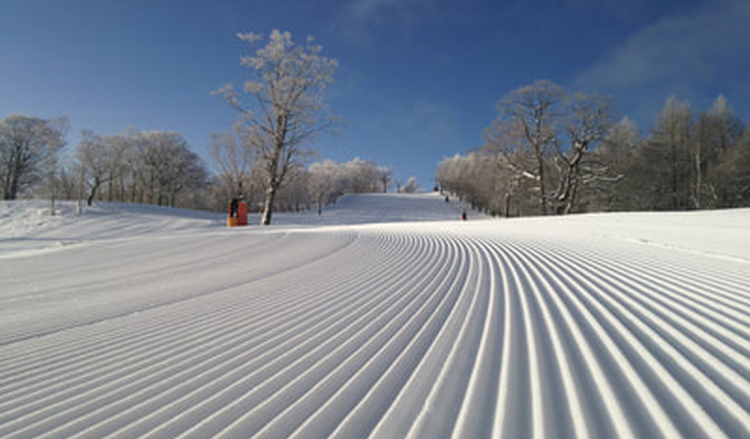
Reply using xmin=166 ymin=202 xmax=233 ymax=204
xmin=0 ymin=201 xmax=223 ymax=259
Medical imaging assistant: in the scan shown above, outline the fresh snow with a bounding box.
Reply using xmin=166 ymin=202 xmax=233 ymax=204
xmin=1 ymin=193 xmax=749 ymax=438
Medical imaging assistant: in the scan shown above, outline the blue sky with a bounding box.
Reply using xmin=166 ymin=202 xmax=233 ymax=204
xmin=2 ymin=0 xmax=748 ymax=189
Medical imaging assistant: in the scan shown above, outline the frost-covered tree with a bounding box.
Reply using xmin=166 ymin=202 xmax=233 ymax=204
xmin=305 ymin=157 xmax=393 ymax=213
xmin=608 ymin=96 xmax=750 ymax=211
xmin=631 ymin=96 xmax=693 ymax=210
xmin=76 ymin=130 xmax=112 ymax=206
xmin=448 ymin=88 xmax=749 ymax=214
xmin=97 ymin=132 xmax=134 ymax=203
xmin=693 ymin=95 xmax=744 ymax=208
xmin=56 ymin=164 xmax=80 ymax=202
xmin=436 ymin=152 xmax=512 ymax=216
xmin=208 ymin=126 xmax=254 ymax=204
xmin=214 ymin=29 xmax=338 ymax=225
xmin=401 ymin=177 xmax=420 ymax=193
xmin=0 ymin=114 xmax=67 ymax=201
xmin=377 ymin=165 xmax=393 ymax=193
xmin=273 ymin=166 xmax=310 ymax=212
xmin=486 ymin=81 xmax=617 ymax=215
xmin=710 ymin=128 xmax=750 ymax=207
xmin=595 ymin=116 xmax=641 ymax=210
xmin=74 ymin=130 xmax=207 ymax=209
xmin=553 ymin=93 xmax=616 ymax=214
xmin=344 ymin=157 xmax=380 ymax=193
xmin=308 ymin=159 xmax=341 ymax=214
xmin=43 ymin=117 xmax=68 ymax=215
xmin=488 ymin=80 xmax=565 ymax=215
xmin=134 ymin=131 xmax=207 ymax=207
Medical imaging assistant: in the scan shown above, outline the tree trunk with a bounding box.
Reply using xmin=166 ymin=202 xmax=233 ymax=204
xmin=49 ymin=171 xmax=56 ymax=216
xmin=5 ymin=166 xmax=19 ymax=200
xmin=261 ymin=183 xmax=277 ymax=225
xmin=537 ymin=159 xmax=548 ymax=215
xmin=694 ymin=141 xmax=702 ymax=209
xmin=77 ymin=163 xmax=85 ymax=215
xmin=87 ymin=177 xmax=101 ymax=206
xmin=562 ymin=178 xmax=579 ymax=215
xmin=671 ymin=140 xmax=678 ymax=210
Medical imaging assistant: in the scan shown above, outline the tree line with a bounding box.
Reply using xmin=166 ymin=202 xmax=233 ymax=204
xmin=0 ymin=120 xmax=211 ymax=211
xmin=0 ymin=112 xmax=398 ymax=214
xmin=437 ymin=80 xmax=749 ymax=216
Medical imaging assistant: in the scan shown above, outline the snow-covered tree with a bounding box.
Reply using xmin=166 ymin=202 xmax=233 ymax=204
xmin=659 ymin=96 xmax=692 ymax=210
xmin=484 ymin=81 xmax=618 ymax=215
xmin=401 ymin=177 xmax=420 ymax=193
xmin=76 ymin=130 xmax=111 ymax=206
xmin=592 ymin=116 xmax=641 ymax=210
xmin=272 ymin=166 xmax=310 ymax=212
xmin=308 ymin=159 xmax=341 ymax=214
xmin=437 ymin=153 xmax=510 ymax=215
xmin=344 ymin=157 xmax=380 ymax=193
xmin=43 ymin=117 xmax=68 ymax=215
xmin=710 ymin=128 xmax=750 ymax=207
xmin=488 ymin=80 xmax=565 ymax=215
xmin=208 ymin=127 xmax=254 ymax=204
xmin=214 ymin=29 xmax=338 ymax=225
xmin=692 ymin=95 xmax=744 ymax=208
xmin=134 ymin=131 xmax=207 ymax=207
xmin=0 ymin=114 xmax=66 ymax=200
xmin=377 ymin=165 xmax=393 ymax=193
xmin=100 ymin=132 xmax=133 ymax=203
xmin=305 ymin=157 xmax=393 ymax=213
xmin=74 ymin=129 xmax=208 ymax=209
xmin=553 ymin=92 xmax=616 ymax=214
xmin=627 ymin=96 xmax=693 ymax=211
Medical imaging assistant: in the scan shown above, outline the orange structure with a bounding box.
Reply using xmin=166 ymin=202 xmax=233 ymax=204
xmin=237 ymin=201 xmax=248 ymax=226
xmin=228 ymin=199 xmax=248 ymax=227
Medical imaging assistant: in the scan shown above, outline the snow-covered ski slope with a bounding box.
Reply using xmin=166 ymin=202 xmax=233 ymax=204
xmin=1 ymin=194 xmax=749 ymax=439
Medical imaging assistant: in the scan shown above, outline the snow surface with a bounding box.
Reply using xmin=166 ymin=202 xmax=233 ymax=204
xmin=1 ymin=194 xmax=749 ymax=438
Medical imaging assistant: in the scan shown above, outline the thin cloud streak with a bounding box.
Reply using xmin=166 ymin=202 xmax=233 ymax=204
xmin=334 ymin=0 xmax=440 ymax=43
xmin=575 ymin=0 xmax=750 ymax=110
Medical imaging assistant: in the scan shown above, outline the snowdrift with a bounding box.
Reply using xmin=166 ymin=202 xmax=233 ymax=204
xmin=1 ymin=195 xmax=749 ymax=438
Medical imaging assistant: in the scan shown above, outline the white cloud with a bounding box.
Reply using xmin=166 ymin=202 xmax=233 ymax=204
xmin=548 ymin=0 xmax=645 ymax=22
xmin=575 ymin=0 xmax=750 ymax=99
xmin=347 ymin=0 xmax=416 ymax=22
xmin=335 ymin=0 xmax=439 ymax=43
xmin=402 ymin=101 xmax=460 ymax=144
